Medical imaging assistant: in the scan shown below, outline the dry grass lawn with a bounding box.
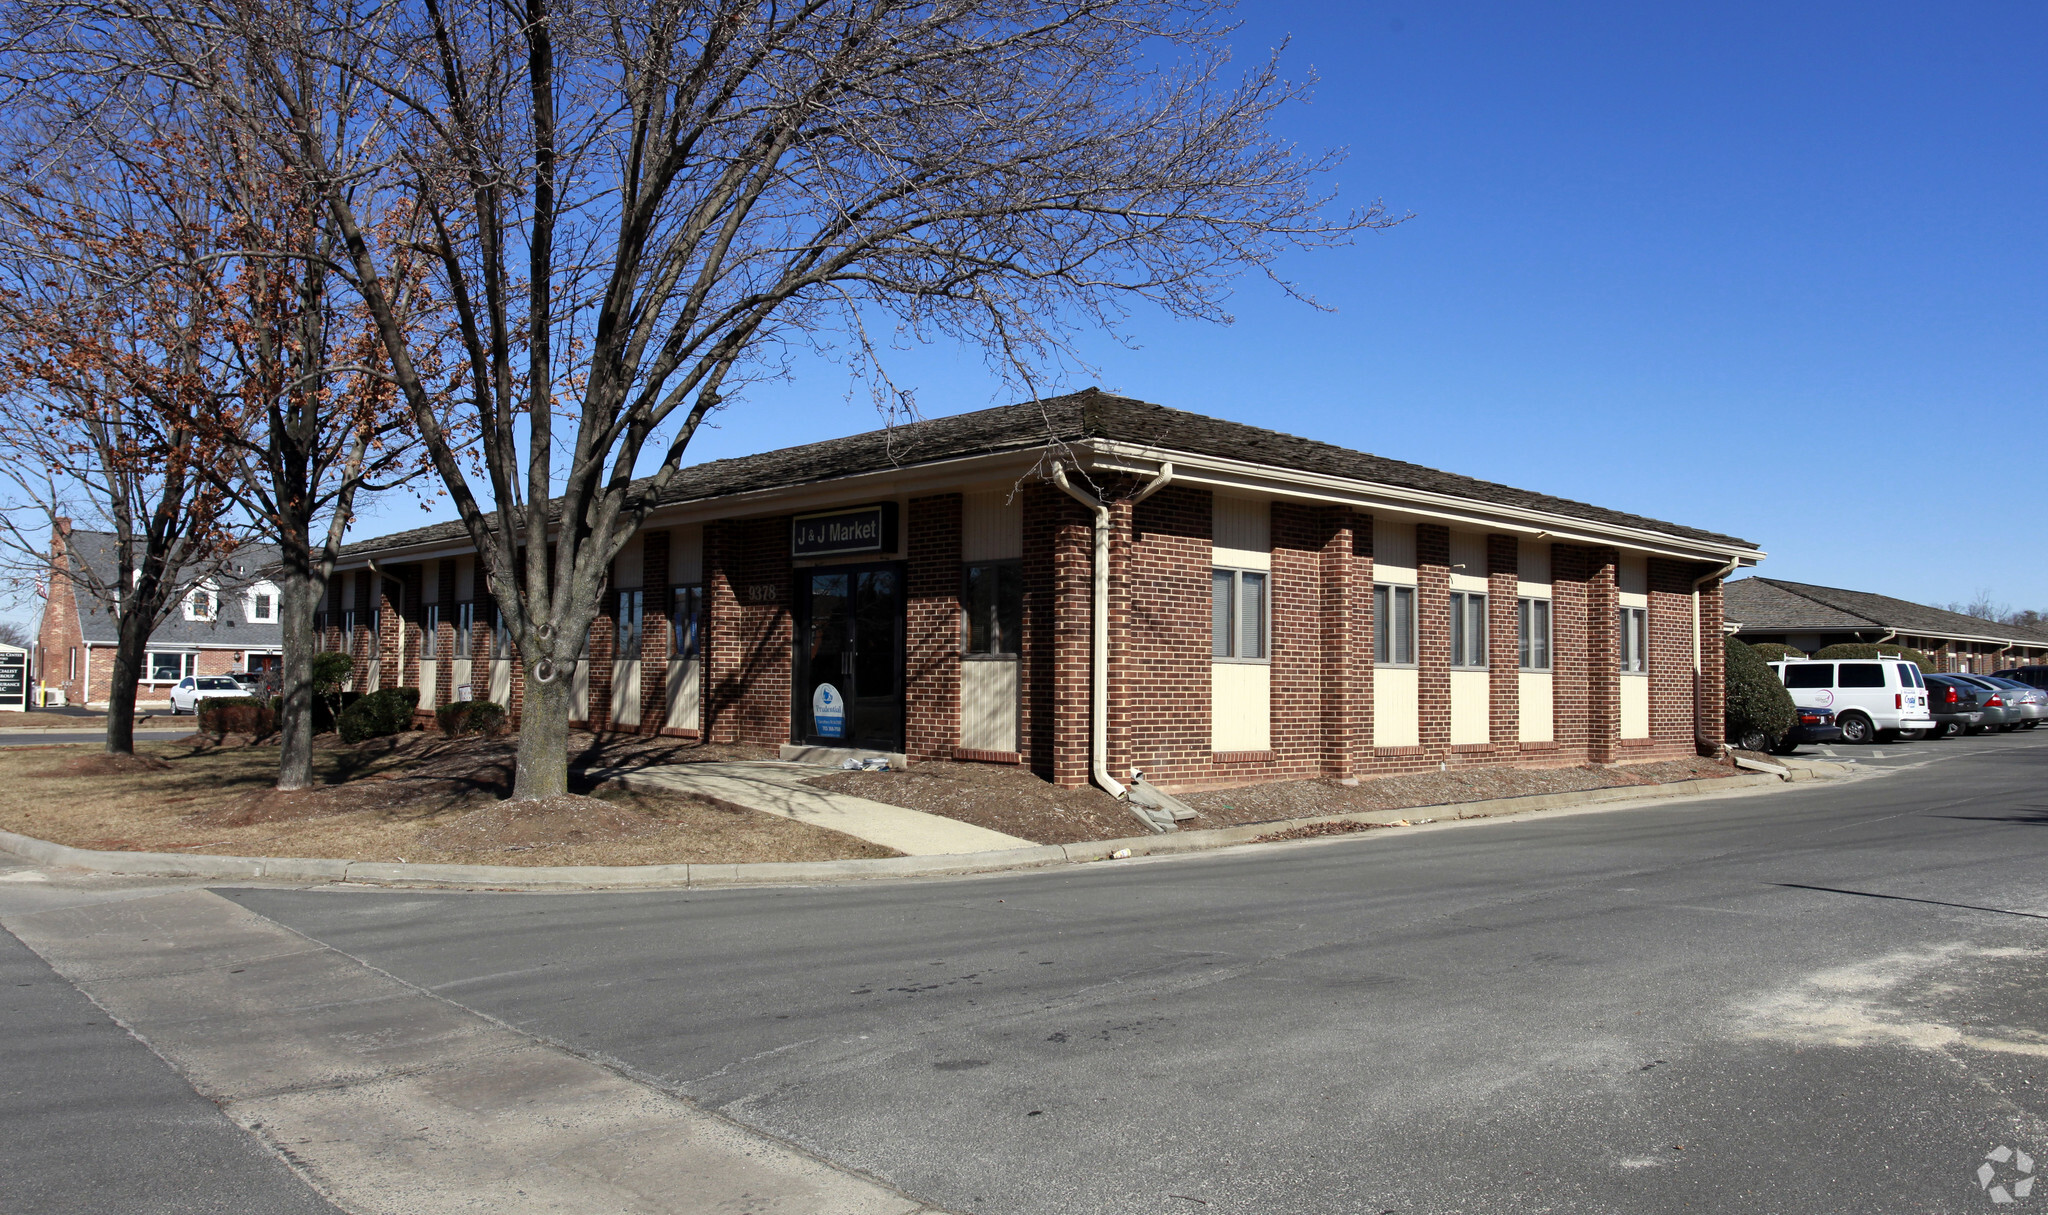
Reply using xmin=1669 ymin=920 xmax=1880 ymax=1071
xmin=0 ymin=736 xmax=897 ymax=867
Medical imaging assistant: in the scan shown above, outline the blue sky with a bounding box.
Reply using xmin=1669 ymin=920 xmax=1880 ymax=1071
xmin=348 ymin=1 xmax=2048 ymax=611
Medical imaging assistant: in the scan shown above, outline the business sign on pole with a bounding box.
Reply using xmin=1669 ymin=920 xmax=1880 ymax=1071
xmin=0 ymin=649 xmax=26 ymax=712
xmin=791 ymin=504 xmax=898 ymax=558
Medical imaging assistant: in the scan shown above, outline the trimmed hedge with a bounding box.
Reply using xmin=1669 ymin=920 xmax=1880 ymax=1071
xmin=1741 ymin=641 xmax=1806 ymax=663
xmin=198 ymin=697 xmax=278 ymax=737
xmin=1725 ymin=638 xmax=1796 ymax=750
xmin=436 ymin=699 xmax=507 ymax=738
xmin=337 ymin=687 xmax=420 ymax=744
xmin=1813 ymin=642 xmax=1932 ymax=668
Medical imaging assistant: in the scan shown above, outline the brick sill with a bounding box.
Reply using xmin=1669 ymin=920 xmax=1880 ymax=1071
xmin=1450 ymin=743 xmax=1494 ymax=755
xmin=952 ymin=747 xmax=1021 ymax=764
xmin=1372 ymin=745 xmax=1425 ymax=757
xmin=1518 ymin=740 xmax=1561 ymax=752
xmin=1212 ymin=750 xmax=1274 ymax=764
xmin=1618 ymin=737 xmax=1660 ymax=748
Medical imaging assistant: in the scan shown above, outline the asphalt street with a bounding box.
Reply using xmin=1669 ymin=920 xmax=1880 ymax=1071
xmin=4 ymin=729 xmax=2047 ymax=1214
xmin=221 ymin=729 xmax=2048 ymax=1215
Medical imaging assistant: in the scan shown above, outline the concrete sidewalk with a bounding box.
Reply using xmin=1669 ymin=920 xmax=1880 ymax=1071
xmin=596 ymin=760 xmax=1035 ymax=856
xmin=5 ymin=889 xmax=944 ymax=1214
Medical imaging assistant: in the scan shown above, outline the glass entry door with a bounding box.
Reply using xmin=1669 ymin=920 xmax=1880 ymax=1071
xmin=796 ymin=564 xmax=905 ymax=751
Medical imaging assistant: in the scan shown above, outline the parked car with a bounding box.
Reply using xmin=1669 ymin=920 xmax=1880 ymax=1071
xmin=1777 ymin=706 xmax=1843 ymax=753
xmin=1995 ymin=665 xmax=2048 ymax=693
xmin=1923 ymin=674 xmax=1991 ymax=739
xmin=1953 ymin=674 xmax=2045 ymax=729
xmin=1936 ymin=674 xmax=2025 ymax=733
xmin=168 ymin=675 xmax=247 ymax=715
xmin=1769 ymin=658 xmax=1934 ymax=743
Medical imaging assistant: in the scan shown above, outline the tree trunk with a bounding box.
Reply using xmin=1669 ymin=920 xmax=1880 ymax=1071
xmin=104 ymin=612 xmax=151 ymax=755
xmin=277 ymin=567 xmax=317 ymax=790
xmin=512 ymin=664 xmax=572 ymax=800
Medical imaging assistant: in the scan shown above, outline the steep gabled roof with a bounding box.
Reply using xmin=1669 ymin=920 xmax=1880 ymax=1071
xmin=63 ymin=530 xmax=284 ymax=647
xmin=1726 ymin=577 xmax=2048 ymax=646
xmin=342 ymin=390 xmax=1757 ymax=558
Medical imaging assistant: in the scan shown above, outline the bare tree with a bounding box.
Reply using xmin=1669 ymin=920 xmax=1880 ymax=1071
xmin=0 ymin=114 xmax=247 ymax=752
xmin=58 ymin=0 xmax=1396 ymax=796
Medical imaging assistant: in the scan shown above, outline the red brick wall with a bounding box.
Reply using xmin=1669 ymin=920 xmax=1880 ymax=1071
xmin=584 ymin=583 xmax=615 ymax=730
xmin=904 ymin=494 xmax=963 ymax=761
xmin=1644 ymin=559 xmax=1705 ymax=759
xmin=703 ymin=517 xmax=792 ymax=747
xmin=1551 ymin=544 xmax=1589 ymax=756
xmin=640 ymin=530 xmax=672 ymax=733
xmin=1487 ymin=533 xmax=1521 ymax=752
xmin=1114 ymin=484 xmax=1211 ymax=783
xmin=1319 ymin=508 xmax=1369 ymax=777
xmin=1416 ymin=524 xmax=1452 ymax=757
xmin=1020 ymin=485 xmax=1087 ymax=783
xmin=434 ymin=560 xmax=457 ymax=707
xmin=352 ymin=573 xmax=374 ymax=689
xmin=1584 ymin=546 xmax=1620 ymax=764
xmin=37 ymin=521 xmax=86 ymax=705
xmin=1696 ymin=576 xmax=1726 ymax=753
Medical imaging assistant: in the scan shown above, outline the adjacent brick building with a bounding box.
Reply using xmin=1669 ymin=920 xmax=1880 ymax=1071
xmin=35 ymin=522 xmax=285 ymax=708
xmin=1724 ymin=577 xmax=2048 ymax=673
xmin=327 ymin=390 xmax=1761 ymax=789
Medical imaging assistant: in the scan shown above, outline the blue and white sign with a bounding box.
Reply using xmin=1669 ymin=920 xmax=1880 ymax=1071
xmin=812 ymin=683 xmax=846 ymax=738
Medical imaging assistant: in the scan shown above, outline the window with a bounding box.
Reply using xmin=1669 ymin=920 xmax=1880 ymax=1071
xmin=616 ymin=590 xmax=643 ymax=657
xmin=963 ymin=563 xmax=1022 ymax=656
xmin=246 ymin=584 xmax=278 ymax=623
xmin=421 ymin=605 xmax=440 ymax=658
xmin=1896 ymin=662 xmax=1921 ymax=688
xmin=1518 ymin=598 xmax=1551 ymax=670
xmin=1374 ymin=584 xmax=1415 ymax=665
xmin=1449 ymin=591 xmax=1488 ymax=668
xmin=1838 ymin=662 xmax=1885 ymax=688
xmin=184 ymin=585 xmax=217 ymax=622
xmin=341 ymin=610 xmax=358 ymax=649
xmin=1211 ymin=568 xmax=1268 ymax=660
xmin=455 ymin=603 xmax=473 ymax=656
xmin=1618 ymin=607 xmax=1647 ymax=673
xmin=1783 ymin=663 xmax=1833 ymax=689
xmin=672 ymin=586 xmax=702 ymax=658
xmin=147 ymin=651 xmax=196 ymax=682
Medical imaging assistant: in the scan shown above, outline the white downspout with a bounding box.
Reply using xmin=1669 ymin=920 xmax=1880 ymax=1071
xmin=1052 ymin=460 xmax=1173 ymax=805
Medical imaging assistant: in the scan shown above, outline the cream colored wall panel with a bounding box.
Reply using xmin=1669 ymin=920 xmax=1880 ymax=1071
xmin=1517 ymin=540 xmax=1551 ymax=596
xmin=366 ymin=657 xmax=381 ymax=693
xmin=962 ymin=492 xmax=1024 ymax=562
xmin=611 ymin=659 xmax=640 ymax=727
xmin=572 ymin=660 xmax=590 ymax=720
xmin=488 ymin=659 xmax=511 ymax=707
xmin=1619 ymin=554 xmax=1649 ymax=604
xmin=612 ymin=534 xmax=643 ymax=590
xmin=1621 ymin=675 xmax=1650 ymax=738
xmin=1211 ymin=662 xmax=1271 ymax=750
xmin=418 ymin=660 xmax=437 ymax=711
xmin=451 ymin=659 xmax=473 ymax=702
xmin=1213 ymin=496 xmax=1271 ymax=569
xmin=1450 ymin=669 xmax=1491 ymax=745
xmin=1449 ymin=531 xmax=1489 ymax=591
xmin=673 ymin=524 xmax=704 ymax=584
xmin=1518 ymin=671 xmax=1554 ymax=743
xmin=1373 ymin=520 xmax=1417 ymax=584
xmin=666 ymin=659 xmax=700 ymax=731
xmin=1373 ymin=665 xmax=1420 ymax=748
xmin=960 ymin=660 xmax=1020 ymax=751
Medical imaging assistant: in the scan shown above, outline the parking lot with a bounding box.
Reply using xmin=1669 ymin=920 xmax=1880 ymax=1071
xmin=1785 ymin=720 xmax=2044 ymax=770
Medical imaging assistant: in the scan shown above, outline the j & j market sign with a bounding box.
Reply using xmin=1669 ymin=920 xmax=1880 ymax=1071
xmin=791 ymin=503 xmax=898 ymax=557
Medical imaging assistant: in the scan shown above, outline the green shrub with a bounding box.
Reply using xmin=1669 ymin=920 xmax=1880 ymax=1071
xmin=1813 ymin=642 xmax=1931 ymax=668
xmin=198 ymin=697 xmax=278 ymax=737
xmin=1725 ymin=638 xmax=1796 ymax=751
xmin=1741 ymin=641 xmax=1806 ymax=663
xmin=337 ymin=687 xmax=420 ymax=744
xmin=310 ymin=651 xmax=358 ymax=732
xmin=436 ymin=699 xmax=507 ymax=738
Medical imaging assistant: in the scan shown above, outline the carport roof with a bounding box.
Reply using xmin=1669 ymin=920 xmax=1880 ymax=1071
xmin=1726 ymin=577 xmax=2048 ymax=647
xmin=340 ymin=389 xmax=1758 ymax=558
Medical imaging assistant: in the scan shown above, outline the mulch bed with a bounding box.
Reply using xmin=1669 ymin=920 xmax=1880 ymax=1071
xmin=811 ymin=755 xmax=1740 ymax=844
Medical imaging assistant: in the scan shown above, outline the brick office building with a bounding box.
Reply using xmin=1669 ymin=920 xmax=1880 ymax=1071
xmin=1724 ymin=577 xmax=2048 ymax=673
xmin=36 ymin=522 xmax=285 ymax=708
xmin=327 ymin=390 xmax=1761 ymax=789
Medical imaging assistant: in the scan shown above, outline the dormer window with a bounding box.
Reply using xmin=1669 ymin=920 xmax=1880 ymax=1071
xmin=246 ymin=582 xmax=279 ymax=623
xmin=185 ymin=584 xmax=218 ymax=622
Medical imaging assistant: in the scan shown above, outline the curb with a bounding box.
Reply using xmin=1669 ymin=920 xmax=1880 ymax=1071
xmin=0 ymin=771 xmax=1791 ymax=891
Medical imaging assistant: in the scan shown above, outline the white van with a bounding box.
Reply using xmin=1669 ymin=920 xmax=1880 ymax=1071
xmin=1769 ymin=658 xmax=1933 ymax=744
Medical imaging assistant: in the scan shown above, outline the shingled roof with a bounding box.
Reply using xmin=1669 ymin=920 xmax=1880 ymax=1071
xmin=1725 ymin=577 xmax=2048 ymax=646
xmin=342 ymin=389 xmax=1756 ymax=556
xmin=63 ymin=530 xmax=284 ymax=648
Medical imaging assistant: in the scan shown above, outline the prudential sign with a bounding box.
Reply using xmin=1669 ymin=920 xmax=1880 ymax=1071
xmin=791 ymin=503 xmax=898 ymax=557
